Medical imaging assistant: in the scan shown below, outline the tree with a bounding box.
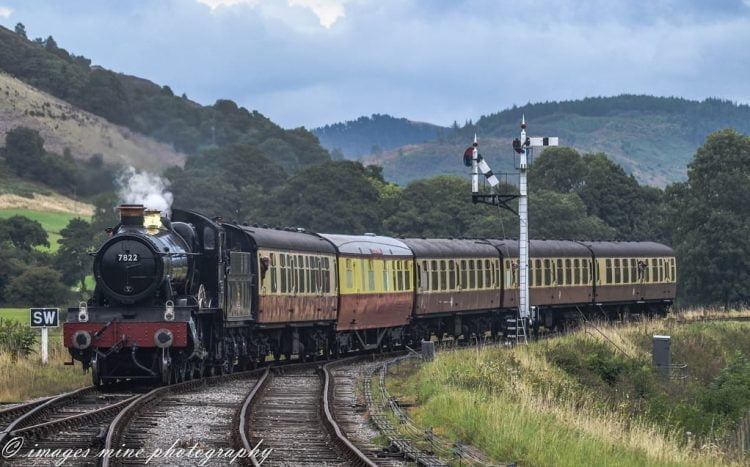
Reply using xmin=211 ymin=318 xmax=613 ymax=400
xmin=668 ymin=129 xmax=750 ymax=306
xmin=5 ymin=127 xmax=45 ymax=175
xmin=384 ymin=176 xmax=500 ymax=238
xmin=529 ymin=147 xmax=586 ymax=193
xmin=14 ymin=23 xmax=26 ymax=38
xmin=273 ymin=161 xmax=383 ymax=233
xmin=5 ymin=267 xmax=70 ymax=307
xmin=530 ymin=190 xmax=616 ymax=240
xmin=0 ymin=216 xmax=48 ymax=251
xmin=55 ymin=218 xmax=95 ymax=292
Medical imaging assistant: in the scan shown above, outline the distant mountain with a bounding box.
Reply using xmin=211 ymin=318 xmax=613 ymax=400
xmin=355 ymin=96 xmax=750 ymax=187
xmin=0 ymin=25 xmax=329 ymax=173
xmin=313 ymin=114 xmax=445 ymax=159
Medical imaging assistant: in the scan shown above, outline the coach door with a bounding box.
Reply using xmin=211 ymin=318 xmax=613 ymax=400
xmin=227 ymin=251 xmax=253 ymax=321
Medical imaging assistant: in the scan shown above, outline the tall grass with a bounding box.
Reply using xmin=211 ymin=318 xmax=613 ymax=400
xmin=386 ymin=315 xmax=750 ymax=466
xmin=0 ymin=324 xmax=88 ymax=402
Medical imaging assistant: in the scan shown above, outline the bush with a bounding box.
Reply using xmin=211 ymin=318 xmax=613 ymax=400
xmin=0 ymin=318 xmax=36 ymax=359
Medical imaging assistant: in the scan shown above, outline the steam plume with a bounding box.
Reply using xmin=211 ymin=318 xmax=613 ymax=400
xmin=117 ymin=167 xmax=174 ymax=214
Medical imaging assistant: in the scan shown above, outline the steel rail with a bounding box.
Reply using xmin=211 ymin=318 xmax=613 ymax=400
xmin=322 ymin=358 xmax=378 ymax=467
xmin=102 ymin=368 xmax=265 ymax=467
xmin=0 ymin=385 xmax=94 ymax=447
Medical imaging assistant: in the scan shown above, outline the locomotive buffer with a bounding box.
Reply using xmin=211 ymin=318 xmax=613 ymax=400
xmin=465 ymin=116 xmax=558 ymax=343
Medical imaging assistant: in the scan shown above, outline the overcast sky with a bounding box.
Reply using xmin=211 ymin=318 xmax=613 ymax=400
xmin=1 ymin=0 xmax=749 ymax=129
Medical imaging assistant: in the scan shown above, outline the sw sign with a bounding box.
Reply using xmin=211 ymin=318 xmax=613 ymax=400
xmin=30 ymin=308 xmax=59 ymax=328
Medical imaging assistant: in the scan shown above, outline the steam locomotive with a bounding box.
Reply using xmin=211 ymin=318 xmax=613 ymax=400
xmin=64 ymin=204 xmax=676 ymax=385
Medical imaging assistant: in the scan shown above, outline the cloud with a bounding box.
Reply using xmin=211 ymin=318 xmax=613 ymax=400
xmin=0 ymin=5 xmax=12 ymax=18
xmin=196 ymin=0 xmax=347 ymax=28
xmin=2 ymin=0 xmax=749 ymax=129
xmin=288 ymin=0 xmax=346 ymax=28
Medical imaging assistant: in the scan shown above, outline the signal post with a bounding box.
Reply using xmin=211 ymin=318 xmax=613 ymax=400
xmin=465 ymin=116 xmax=558 ymax=342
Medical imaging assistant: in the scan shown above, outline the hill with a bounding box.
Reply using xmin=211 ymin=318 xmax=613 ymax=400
xmin=343 ymin=96 xmax=750 ymax=186
xmin=0 ymin=25 xmax=329 ymax=173
xmin=0 ymin=72 xmax=185 ymax=171
xmin=312 ymin=114 xmax=445 ymax=159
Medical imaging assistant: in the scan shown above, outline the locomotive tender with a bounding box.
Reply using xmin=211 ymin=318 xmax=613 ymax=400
xmin=64 ymin=204 xmax=676 ymax=385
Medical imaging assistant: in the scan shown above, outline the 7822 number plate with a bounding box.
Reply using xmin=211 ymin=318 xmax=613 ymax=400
xmin=117 ymin=253 xmax=140 ymax=262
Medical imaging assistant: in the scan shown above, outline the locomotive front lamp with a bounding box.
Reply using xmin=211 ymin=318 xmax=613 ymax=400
xmin=78 ymin=302 xmax=89 ymax=322
xmin=164 ymin=300 xmax=175 ymax=321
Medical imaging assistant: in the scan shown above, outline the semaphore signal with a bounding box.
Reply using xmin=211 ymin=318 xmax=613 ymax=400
xmin=463 ymin=115 xmax=558 ymax=343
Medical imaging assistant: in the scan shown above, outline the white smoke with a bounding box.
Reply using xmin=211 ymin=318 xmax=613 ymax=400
xmin=117 ymin=166 xmax=174 ymax=214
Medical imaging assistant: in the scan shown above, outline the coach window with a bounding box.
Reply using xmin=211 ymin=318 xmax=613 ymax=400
xmin=605 ymin=259 xmax=612 ymax=284
xmin=475 ymin=260 xmax=483 ymax=288
xmin=468 ymin=260 xmax=476 ymax=289
xmin=564 ymin=259 xmax=571 ymax=285
xmin=555 ymin=259 xmax=563 ymax=286
xmin=447 ymin=260 xmax=455 ymax=290
xmin=295 ymin=255 xmax=303 ymax=293
xmin=532 ymin=259 xmax=540 ymax=287
xmin=437 ymin=260 xmax=446 ymax=291
xmin=460 ymin=260 xmax=468 ymax=289
xmin=404 ymin=262 xmax=411 ymax=290
xmin=396 ymin=261 xmax=403 ymax=291
xmin=541 ymin=259 xmax=549 ymax=286
xmin=309 ymin=257 xmax=317 ymax=293
xmin=659 ymin=258 xmax=665 ymax=282
xmin=484 ymin=260 xmax=492 ymax=288
xmin=622 ymin=258 xmax=629 ymax=284
xmin=428 ymin=260 xmax=437 ymax=291
xmin=269 ymin=253 xmax=277 ymax=293
xmin=671 ymin=259 xmax=676 ymax=282
xmin=303 ymin=256 xmax=309 ymax=293
xmin=384 ymin=260 xmax=391 ymax=292
xmin=614 ymin=259 xmax=621 ymax=284
xmin=345 ymin=258 xmax=353 ymax=290
xmin=630 ymin=259 xmax=637 ymax=283
xmin=278 ymin=254 xmax=286 ymax=293
xmin=573 ymin=259 xmax=580 ymax=285
xmin=582 ymin=260 xmax=589 ymax=284
xmin=651 ymin=258 xmax=658 ymax=283
xmin=367 ymin=260 xmax=375 ymax=291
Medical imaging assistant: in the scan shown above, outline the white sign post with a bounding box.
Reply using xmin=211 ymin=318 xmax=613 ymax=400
xmin=30 ymin=308 xmax=59 ymax=365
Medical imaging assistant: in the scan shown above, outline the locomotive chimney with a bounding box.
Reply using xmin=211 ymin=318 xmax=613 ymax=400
xmin=118 ymin=204 xmax=145 ymax=227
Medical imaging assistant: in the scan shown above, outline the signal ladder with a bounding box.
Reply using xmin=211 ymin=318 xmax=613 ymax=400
xmin=505 ymin=315 xmax=528 ymax=345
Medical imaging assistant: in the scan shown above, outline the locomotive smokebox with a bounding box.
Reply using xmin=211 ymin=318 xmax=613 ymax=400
xmin=119 ymin=204 xmax=146 ymax=227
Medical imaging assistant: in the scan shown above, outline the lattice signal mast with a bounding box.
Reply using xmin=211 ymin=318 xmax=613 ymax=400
xmin=465 ymin=116 xmax=558 ymax=326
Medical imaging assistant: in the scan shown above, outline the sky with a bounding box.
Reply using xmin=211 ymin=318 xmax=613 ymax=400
xmin=0 ymin=0 xmax=749 ymax=129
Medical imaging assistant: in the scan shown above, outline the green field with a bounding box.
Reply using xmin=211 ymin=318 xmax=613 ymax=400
xmin=0 ymin=208 xmax=90 ymax=253
xmin=0 ymin=308 xmax=28 ymax=325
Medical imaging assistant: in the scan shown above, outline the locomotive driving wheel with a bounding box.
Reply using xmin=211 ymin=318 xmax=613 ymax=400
xmin=91 ymin=353 xmax=102 ymax=387
xmin=160 ymin=348 xmax=172 ymax=385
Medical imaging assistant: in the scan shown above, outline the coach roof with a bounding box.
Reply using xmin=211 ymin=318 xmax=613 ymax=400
xmin=319 ymin=234 xmax=413 ymax=257
xmin=583 ymin=241 xmax=674 ymax=257
xmin=236 ymin=225 xmax=336 ymax=253
xmin=402 ymin=238 xmax=498 ymax=258
xmin=485 ymin=239 xmax=593 ymax=257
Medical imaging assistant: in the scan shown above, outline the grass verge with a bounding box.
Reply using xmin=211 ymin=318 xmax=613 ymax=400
xmin=0 ymin=334 xmax=88 ymax=403
xmin=386 ymin=314 xmax=750 ymax=466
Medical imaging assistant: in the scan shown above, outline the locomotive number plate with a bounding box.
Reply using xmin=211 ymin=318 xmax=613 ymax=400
xmin=117 ymin=253 xmax=140 ymax=262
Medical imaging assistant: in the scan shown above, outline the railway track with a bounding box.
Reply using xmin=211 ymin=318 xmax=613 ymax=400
xmin=102 ymin=368 xmax=266 ymax=467
xmin=0 ymin=385 xmax=151 ymax=466
xmin=324 ymin=358 xmax=407 ymax=466
xmin=238 ymin=360 xmax=376 ymax=466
